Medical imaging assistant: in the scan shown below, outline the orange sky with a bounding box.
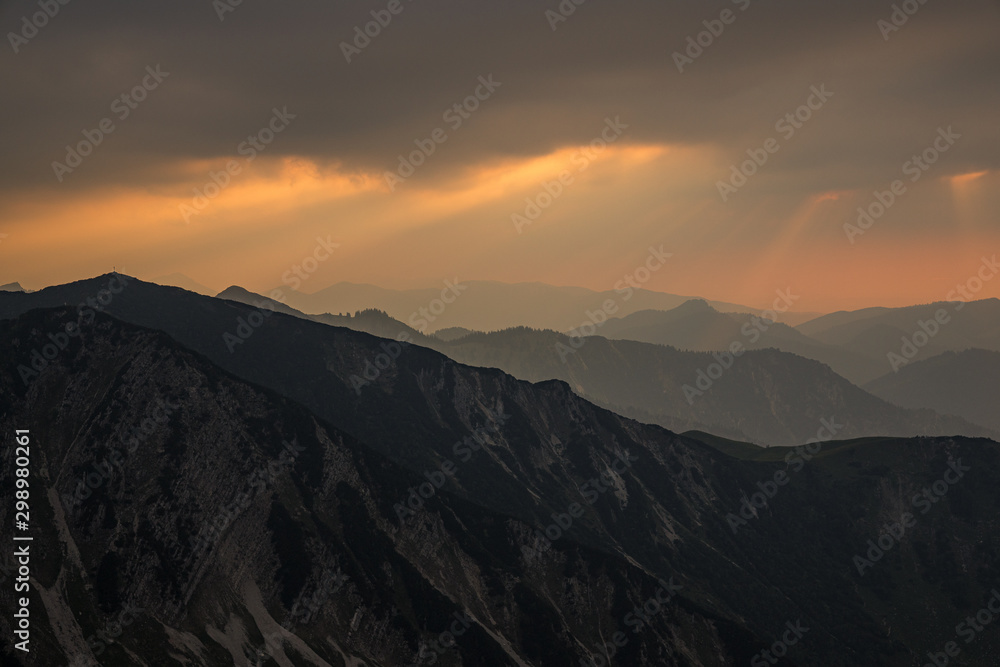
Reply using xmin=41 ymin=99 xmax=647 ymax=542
xmin=2 ymin=0 xmax=998 ymax=313
xmin=1 ymin=145 xmax=996 ymax=312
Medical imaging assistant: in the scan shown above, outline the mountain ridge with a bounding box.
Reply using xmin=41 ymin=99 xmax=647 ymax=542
xmin=3 ymin=302 xmax=1000 ymax=665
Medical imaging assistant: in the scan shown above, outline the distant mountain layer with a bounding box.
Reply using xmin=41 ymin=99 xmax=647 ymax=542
xmin=204 ymin=285 xmax=997 ymax=445
xmin=150 ymin=272 xmax=217 ymax=296
xmin=434 ymin=326 xmax=997 ymax=446
xmin=3 ymin=297 xmax=1000 ymax=665
xmin=216 ymin=285 xmax=435 ymax=345
xmin=596 ymin=299 xmax=883 ymax=384
xmin=432 ymin=326 xmax=477 ymax=341
xmin=278 ymin=280 xmax=820 ymax=332
xmin=798 ymin=299 xmax=1000 ymax=374
xmin=3 ymin=275 xmax=994 ymax=447
xmin=866 ymin=349 xmax=1000 ymax=432
xmin=0 ymin=282 xmax=25 ymax=292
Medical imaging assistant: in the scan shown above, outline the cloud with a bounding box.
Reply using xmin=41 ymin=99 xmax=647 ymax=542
xmin=2 ymin=0 xmax=999 ymax=308
xmin=2 ymin=0 xmax=997 ymax=191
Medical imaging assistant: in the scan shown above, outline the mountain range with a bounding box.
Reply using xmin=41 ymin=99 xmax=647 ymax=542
xmin=1 ymin=276 xmax=999 ymax=665
xmin=268 ymin=279 xmax=821 ymax=333
xmin=214 ymin=284 xmax=999 ymax=444
xmin=865 ymin=349 xmax=1000 ymax=433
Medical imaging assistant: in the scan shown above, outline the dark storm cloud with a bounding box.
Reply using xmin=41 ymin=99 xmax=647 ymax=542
xmin=1 ymin=0 xmax=998 ymax=192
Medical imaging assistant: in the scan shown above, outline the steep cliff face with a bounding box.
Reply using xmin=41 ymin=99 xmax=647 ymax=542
xmin=0 ymin=310 xmax=722 ymax=666
xmin=1 ymin=297 xmax=999 ymax=666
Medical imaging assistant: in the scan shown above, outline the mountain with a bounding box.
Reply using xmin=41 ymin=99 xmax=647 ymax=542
xmin=598 ymin=299 xmax=822 ymax=351
xmin=160 ymin=281 xmax=997 ymax=446
xmin=3 ymin=301 xmax=1000 ymax=665
xmin=151 ymin=273 xmax=217 ymax=296
xmin=432 ymin=326 xmax=477 ymax=341
xmin=596 ymin=300 xmax=880 ymax=384
xmin=216 ymin=285 xmax=434 ymax=345
xmin=865 ymin=349 xmax=1000 ymax=432
xmin=217 ymin=285 xmax=316 ymax=319
xmin=433 ymin=326 xmax=997 ymax=446
xmin=0 ymin=309 xmax=708 ymax=665
xmin=4 ymin=275 xmax=983 ymax=449
xmin=798 ymin=299 xmax=1000 ymax=375
xmin=0 ymin=282 xmax=25 ymax=292
xmin=277 ymin=280 xmax=818 ymax=333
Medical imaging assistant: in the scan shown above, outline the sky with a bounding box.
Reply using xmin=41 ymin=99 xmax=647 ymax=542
xmin=1 ymin=0 xmax=998 ymax=312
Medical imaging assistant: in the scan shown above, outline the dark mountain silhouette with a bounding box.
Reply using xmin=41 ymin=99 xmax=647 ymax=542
xmin=431 ymin=326 xmax=477 ymax=341
xmin=2 ymin=303 xmax=1000 ymax=665
xmin=217 ymin=285 xmax=317 ymax=319
xmin=865 ymin=349 xmax=1000 ymax=432
xmin=217 ymin=285 xmax=434 ymax=345
xmin=278 ymin=280 xmax=820 ymax=333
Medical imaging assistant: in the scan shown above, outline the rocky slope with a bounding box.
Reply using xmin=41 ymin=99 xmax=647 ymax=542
xmin=1 ymin=301 xmax=1000 ymax=665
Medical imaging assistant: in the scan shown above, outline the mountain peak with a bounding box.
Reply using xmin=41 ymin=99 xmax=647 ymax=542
xmin=675 ymin=298 xmax=716 ymax=313
xmin=217 ymin=285 xmax=254 ymax=297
